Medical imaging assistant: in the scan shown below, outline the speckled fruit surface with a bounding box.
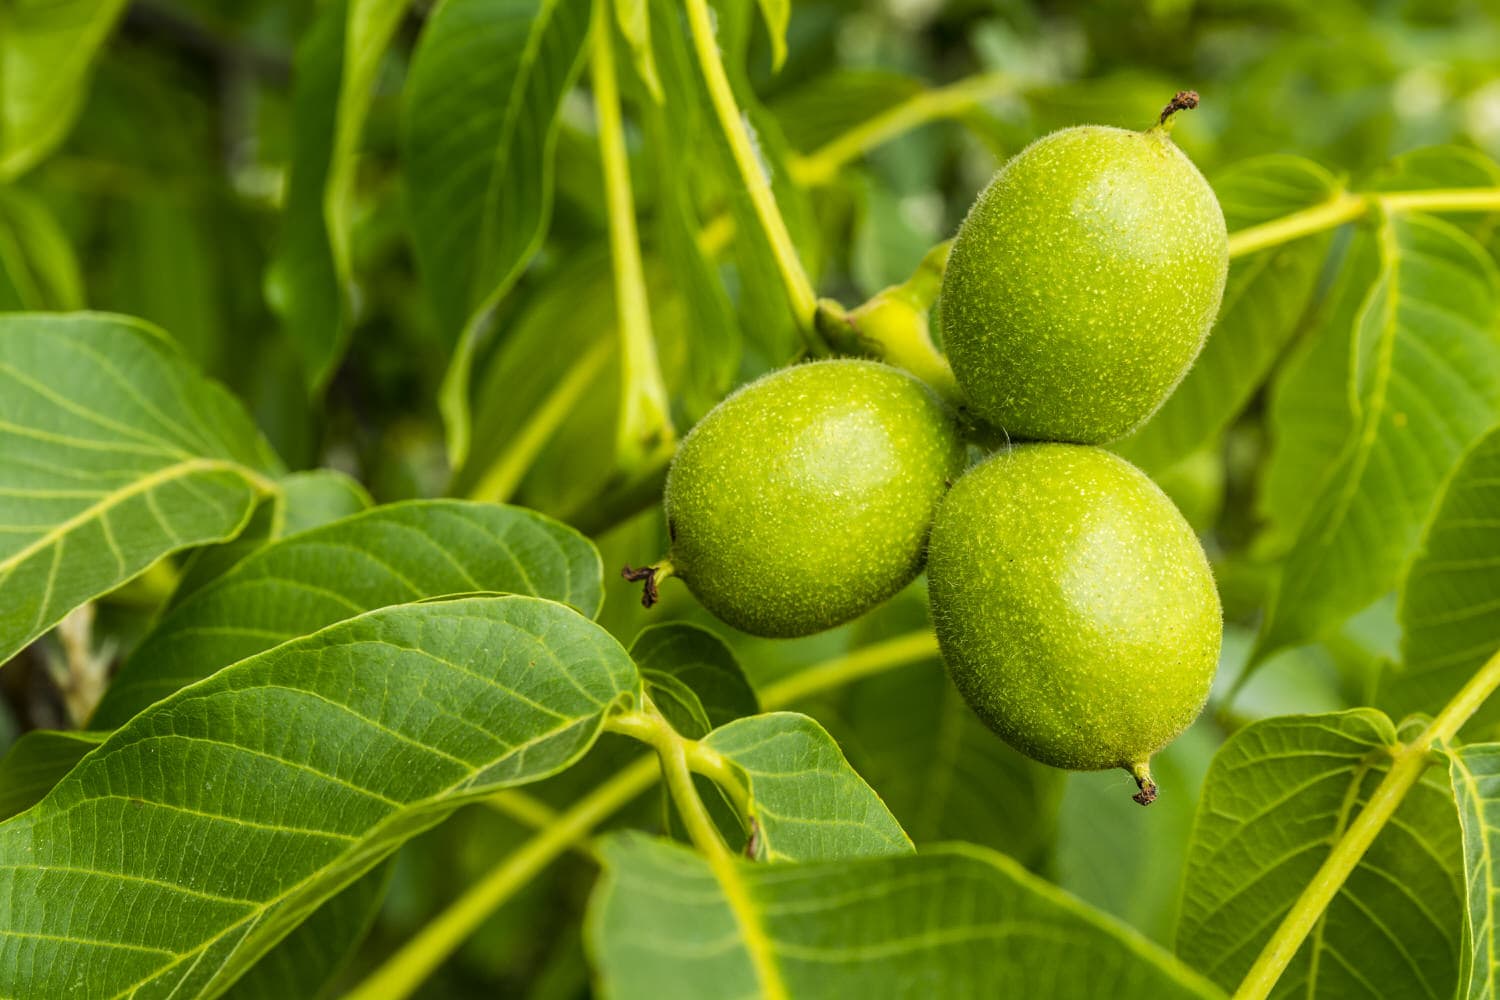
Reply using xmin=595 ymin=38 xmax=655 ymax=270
xmin=664 ymin=359 xmax=967 ymax=638
xmin=941 ymin=125 xmax=1228 ymax=444
xmin=928 ymin=443 xmax=1221 ymax=774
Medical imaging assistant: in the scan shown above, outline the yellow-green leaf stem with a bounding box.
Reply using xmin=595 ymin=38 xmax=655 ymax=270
xmin=593 ymin=0 xmax=675 ymax=473
xmin=462 ymin=337 xmax=611 ymax=502
xmin=814 ymin=241 xmax=961 ymax=406
xmin=605 ymin=699 xmax=790 ymax=998
xmin=696 ymin=72 xmax=1015 ymax=257
xmin=789 ymin=73 xmax=1015 ymax=188
xmin=682 ymin=0 xmax=818 ymax=332
xmin=1233 ymin=646 xmax=1500 ymax=1000
xmin=1227 ymin=187 xmax=1500 ymax=258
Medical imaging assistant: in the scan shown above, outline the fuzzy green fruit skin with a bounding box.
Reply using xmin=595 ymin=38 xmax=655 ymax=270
xmin=928 ymin=444 xmax=1221 ymax=772
xmin=941 ymin=125 xmax=1228 ymax=444
xmin=665 ymin=359 xmax=967 ymax=638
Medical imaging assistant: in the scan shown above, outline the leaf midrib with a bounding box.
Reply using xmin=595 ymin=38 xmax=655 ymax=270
xmin=0 ymin=457 xmax=269 ymax=581
xmin=92 ymin=712 xmax=604 ymax=998
xmin=471 ymin=0 xmax=563 ymax=308
xmin=1452 ymin=752 xmax=1497 ymax=1000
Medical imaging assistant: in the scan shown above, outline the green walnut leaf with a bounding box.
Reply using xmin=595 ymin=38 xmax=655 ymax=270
xmin=0 ymin=729 xmax=104 ymax=820
xmin=1117 ymin=156 xmax=1338 ymax=473
xmin=0 ymin=0 xmax=128 ymax=179
xmin=1372 ymin=146 xmax=1500 ymax=237
xmin=1448 ymin=743 xmax=1500 ymax=1000
xmin=169 ymin=469 xmax=373 ymax=606
xmin=1257 ymin=230 xmax=1378 ymax=553
xmin=613 ymin=0 xmax=662 ymax=101
xmin=93 ymin=499 xmax=603 ymax=726
xmin=0 ymin=595 xmax=640 ymax=998
xmin=632 ymin=623 xmax=758 ymax=739
xmin=221 ymin=864 xmax=392 ymax=1000
xmin=403 ymin=0 xmax=593 ymax=466
xmin=1261 ymin=146 xmax=1500 ymax=555
xmin=1177 ymin=710 xmax=1463 ymax=998
xmin=0 ymin=313 xmax=281 ymax=668
xmin=0 ymin=186 xmax=83 ymax=310
xmin=1382 ymin=427 xmax=1500 ymax=730
xmin=704 ymin=711 xmax=911 ymax=861
xmin=753 ymin=0 xmax=790 ymax=71
xmin=818 ymin=655 xmax=1064 ymax=869
xmin=1254 ymin=213 xmax=1500 ymax=661
xmin=270 ymin=0 xmax=411 ymax=389
xmin=586 ymin=833 xmax=1224 ymax=999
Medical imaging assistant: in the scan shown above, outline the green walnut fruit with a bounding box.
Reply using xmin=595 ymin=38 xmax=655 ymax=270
xmin=941 ymin=113 xmax=1228 ymax=443
xmin=927 ymin=444 xmax=1221 ymax=803
xmin=655 ymin=359 xmax=967 ymax=638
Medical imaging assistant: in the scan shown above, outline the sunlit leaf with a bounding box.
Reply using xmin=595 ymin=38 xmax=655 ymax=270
xmin=614 ymin=0 xmax=663 ymax=101
xmin=637 ymin=52 xmax=740 ymax=422
xmin=1256 ymin=230 xmax=1376 ymax=553
xmin=1260 ymin=145 xmax=1500 ymax=558
xmin=651 ymin=0 xmax=814 ymax=363
xmin=1448 ymin=742 xmax=1500 ymax=1000
xmin=0 ymin=595 xmax=640 ymax=998
xmin=704 ymin=711 xmax=911 ymax=861
xmin=1254 ymin=213 xmax=1500 ymax=661
xmin=1177 ymin=710 xmax=1462 ymax=998
xmin=1372 ymin=147 xmax=1500 ymax=238
xmin=587 ymin=833 xmax=1225 ymax=998
xmin=0 ymin=313 xmax=281 ymax=668
xmin=1382 ymin=426 xmax=1500 ymax=729
xmin=752 ymin=0 xmax=789 ymax=71
xmin=93 ymin=499 xmax=603 ymax=725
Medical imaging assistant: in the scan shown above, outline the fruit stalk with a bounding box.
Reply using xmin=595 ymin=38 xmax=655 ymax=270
xmin=790 ymin=74 xmax=1017 ymax=188
xmin=814 ymin=242 xmax=963 ymax=407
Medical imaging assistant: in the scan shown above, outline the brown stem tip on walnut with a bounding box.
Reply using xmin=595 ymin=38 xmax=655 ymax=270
xmin=1158 ymin=90 xmax=1200 ymax=126
xmin=1129 ymin=761 xmax=1158 ymax=806
xmin=621 ymin=561 xmax=674 ymax=608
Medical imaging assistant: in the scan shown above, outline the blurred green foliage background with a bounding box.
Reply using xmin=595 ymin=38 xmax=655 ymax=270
xmin=3 ymin=0 xmax=1498 ymax=994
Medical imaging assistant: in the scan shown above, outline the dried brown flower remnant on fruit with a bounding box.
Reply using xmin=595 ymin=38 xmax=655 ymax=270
xmin=1159 ymin=89 xmax=1199 ymax=125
